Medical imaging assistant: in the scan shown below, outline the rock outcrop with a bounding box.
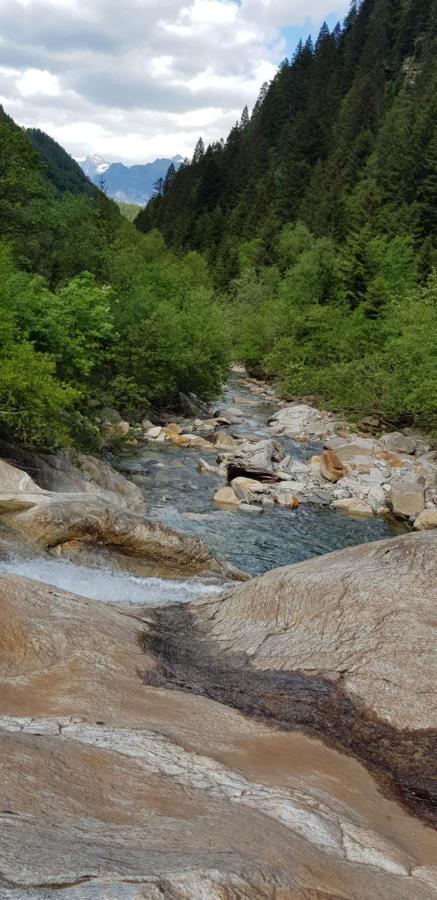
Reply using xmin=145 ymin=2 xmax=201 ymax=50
xmin=2 ymin=558 xmax=437 ymax=897
xmin=0 ymin=459 xmax=240 ymax=579
xmin=147 ymin=531 xmax=437 ymax=828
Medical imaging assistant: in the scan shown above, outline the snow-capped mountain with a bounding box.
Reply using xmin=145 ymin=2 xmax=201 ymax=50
xmin=78 ymin=154 xmax=183 ymax=206
xmin=79 ymin=154 xmax=110 ymax=179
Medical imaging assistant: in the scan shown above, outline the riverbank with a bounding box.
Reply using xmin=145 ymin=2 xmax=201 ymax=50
xmin=125 ymin=366 xmax=436 ymax=553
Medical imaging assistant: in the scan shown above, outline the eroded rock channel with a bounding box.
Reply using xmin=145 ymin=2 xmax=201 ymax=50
xmin=0 ymin=372 xmax=437 ymax=897
xmin=144 ymin=532 xmax=437 ymax=828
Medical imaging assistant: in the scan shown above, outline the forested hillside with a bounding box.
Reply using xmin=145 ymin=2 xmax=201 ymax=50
xmin=0 ymin=107 xmax=230 ymax=449
xmin=139 ymin=0 xmax=437 ymax=431
xmin=27 ymin=128 xmax=97 ymax=197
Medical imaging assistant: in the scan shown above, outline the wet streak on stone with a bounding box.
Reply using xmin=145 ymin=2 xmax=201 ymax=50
xmin=142 ymin=604 xmax=437 ymax=830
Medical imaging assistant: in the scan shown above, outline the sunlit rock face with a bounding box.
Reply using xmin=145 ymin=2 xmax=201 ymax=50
xmin=146 ymin=531 xmax=437 ymax=825
xmin=0 ymin=532 xmax=437 ymax=897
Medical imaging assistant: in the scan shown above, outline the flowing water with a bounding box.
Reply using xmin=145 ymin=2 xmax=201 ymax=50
xmin=108 ymin=373 xmax=404 ymax=576
xmin=0 ymin=373 xmax=404 ymax=603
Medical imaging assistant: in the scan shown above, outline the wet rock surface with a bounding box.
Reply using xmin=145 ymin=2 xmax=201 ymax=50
xmin=0 ymin=459 xmax=241 ymax=580
xmin=1 ymin=566 xmax=437 ymax=898
xmin=144 ymin=532 xmax=437 ymax=827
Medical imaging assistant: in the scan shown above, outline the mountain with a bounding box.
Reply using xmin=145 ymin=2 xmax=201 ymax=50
xmin=27 ymin=128 xmax=96 ymax=197
xmin=79 ymin=153 xmax=110 ymax=179
xmin=79 ymin=154 xmax=183 ymax=205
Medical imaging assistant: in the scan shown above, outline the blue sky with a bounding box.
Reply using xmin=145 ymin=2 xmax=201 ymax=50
xmin=0 ymin=0 xmax=350 ymax=163
xmin=282 ymin=12 xmax=345 ymax=59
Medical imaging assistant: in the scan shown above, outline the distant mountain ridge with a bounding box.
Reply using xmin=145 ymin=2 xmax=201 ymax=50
xmin=78 ymin=154 xmax=183 ymax=205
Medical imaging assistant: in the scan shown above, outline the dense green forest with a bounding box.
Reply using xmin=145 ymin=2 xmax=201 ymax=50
xmin=139 ymin=0 xmax=437 ymax=431
xmin=0 ymin=108 xmax=230 ymax=448
xmin=1 ymin=0 xmax=436 ymax=453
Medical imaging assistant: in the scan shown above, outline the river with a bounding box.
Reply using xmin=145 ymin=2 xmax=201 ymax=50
xmin=0 ymin=372 xmax=404 ymax=603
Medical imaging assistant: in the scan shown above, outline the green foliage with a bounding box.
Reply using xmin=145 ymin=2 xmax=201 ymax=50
xmin=0 ymin=112 xmax=231 ymax=449
xmin=233 ymin=225 xmax=436 ymax=431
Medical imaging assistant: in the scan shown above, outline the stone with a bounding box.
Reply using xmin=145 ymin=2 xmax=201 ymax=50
xmin=320 ymin=450 xmax=347 ymax=483
xmin=178 ymin=391 xmax=209 ymax=417
xmin=261 ymin=495 xmax=275 ymax=507
xmin=112 ymin=420 xmax=130 ymax=437
xmin=268 ymin=403 xmax=323 ymax=437
xmin=179 ymin=434 xmax=212 ymax=449
xmin=146 ymin=425 xmax=162 ymax=439
xmin=227 ymin=439 xmax=279 ymax=480
xmin=170 ymin=435 xmax=191 ymax=447
xmin=213 ymin=486 xmax=241 ymax=508
xmin=207 ymin=430 xmax=236 ymax=450
xmin=358 ymin=415 xmax=382 ymax=433
xmin=334 ymin=498 xmax=374 ymax=516
xmin=197 ymin=458 xmax=220 ymax=475
xmin=367 ymin=484 xmax=387 ymax=512
xmin=379 ymin=432 xmax=416 ymax=455
xmin=239 ymin=503 xmax=264 ymax=514
xmin=274 ymin=485 xmax=300 ymax=508
xmin=0 ymin=458 xmax=42 ymax=496
xmin=414 ymin=508 xmax=437 ymax=530
xmin=163 ymin=422 xmax=181 ymax=437
xmin=391 ymin=479 xmax=425 ymax=519
xmin=231 ymin=476 xmax=268 ymax=503
xmin=101 ymin=406 xmax=122 ymax=424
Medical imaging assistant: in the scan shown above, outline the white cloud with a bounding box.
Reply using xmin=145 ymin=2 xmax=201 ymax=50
xmin=16 ymin=68 xmax=60 ymax=97
xmin=0 ymin=0 xmax=349 ymax=162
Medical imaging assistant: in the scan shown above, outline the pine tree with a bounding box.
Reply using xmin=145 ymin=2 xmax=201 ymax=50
xmin=192 ymin=137 xmax=205 ymax=164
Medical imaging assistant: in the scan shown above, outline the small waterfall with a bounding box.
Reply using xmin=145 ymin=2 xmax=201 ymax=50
xmin=0 ymin=554 xmax=226 ymax=606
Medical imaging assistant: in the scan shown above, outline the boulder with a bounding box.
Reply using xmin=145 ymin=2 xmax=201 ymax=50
xmin=334 ymin=498 xmax=374 ymax=516
xmin=0 ymin=460 xmax=238 ymax=579
xmin=178 ymin=391 xmax=209 ymax=417
xmin=358 ymin=415 xmax=382 ymax=433
xmin=320 ymin=450 xmax=347 ymax=483
xmin=391 ymin=479 xmax=425 ymax=519
xmin=414 ymin=508 xmax=437 ymax=530
xmin=367 ymin=484 xmax=387 ymax=512
xmin=325 ymin=436 xmax=376 ymax=461
xmin=150 ymin=532 xmax=437 ymax=829
xmin=239 ymin=503 xmax=264 ymax=514
xmin=379 ymin=432 xmax=416 ymax=455
xmin=146 ymin=425 xmax=162 ymax=439
xmin=207 ymin=430 xmax=236 ymax=450
xmin=179 ymin=434 xmax=212 ymax=449
xmin=268 ymin=403 xmax=323 ymax=437
xmin=163 ymin=422 xmax=181 ymax=437
xmin=231 ymin=477 xmax=269 ymax=503
xmin=197 ymin=458 xmax=221 ymax=475
xmin=274 ymin=484 xmax=300 ymax=508
xmin=213 ymin=486 xmax=241 ymax=508
xmin=227 ymin=439 xmax=279 ymax=481
xmin=111 ymin=419 xmax=130 ymax=437
xmin=0 ymin=459 xmax=42 ymax=496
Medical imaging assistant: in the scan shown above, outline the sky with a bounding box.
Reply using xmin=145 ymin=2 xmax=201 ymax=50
xmin=0 ymin=0 xmax=350 ymax=164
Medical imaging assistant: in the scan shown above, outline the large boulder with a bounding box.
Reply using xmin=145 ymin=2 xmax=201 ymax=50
xmin=391 ymin=478 xmax=425 ymax=519
xmin=0 ymin=448 xmax=144 ymax=511
xmin=0 ymin=459 xmax=239 ymax=579
xmin=149 ymin=532 xmax=437 ymax=831
xmin=414 ymin=508 xmax=437 ymax=530
xmin=379 ymin=432 xmax=416 ymax=455
xmin=269 ymin=403 xmax=336 ymax=438
xmin=227 ymin=439 xmax=280 ymax=481
xmin=2 ymin=568 xmax=437 ymax=897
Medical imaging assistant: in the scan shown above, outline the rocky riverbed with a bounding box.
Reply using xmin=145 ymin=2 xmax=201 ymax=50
xmin=0 ymin=369 xmax=436 ymax=898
